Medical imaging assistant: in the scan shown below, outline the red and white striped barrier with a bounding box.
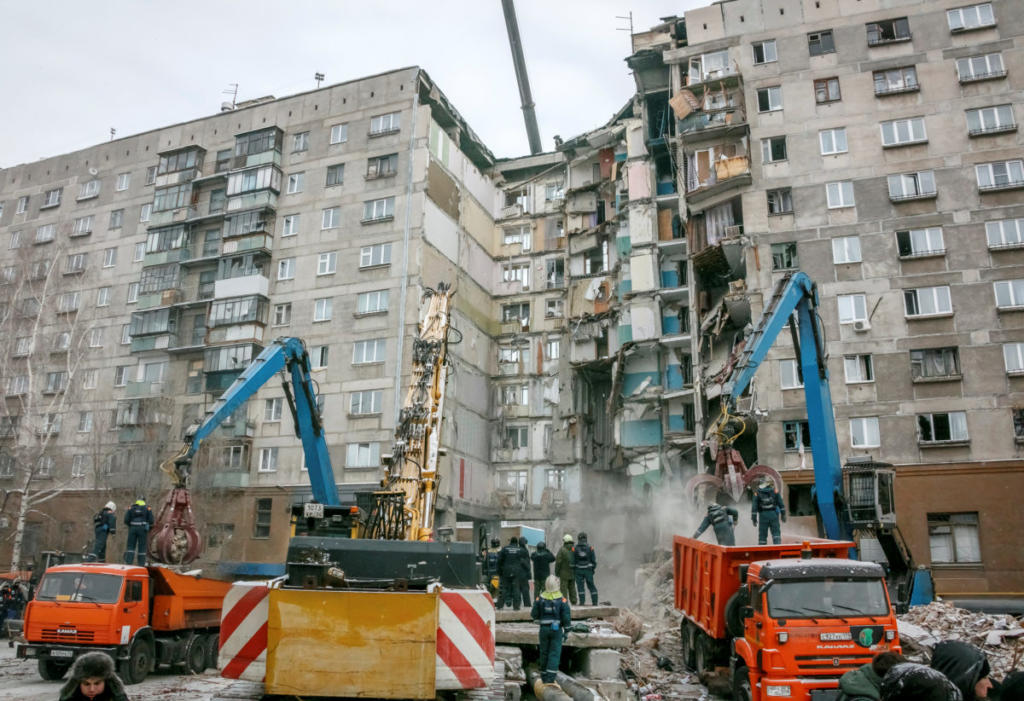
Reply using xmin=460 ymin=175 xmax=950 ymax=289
xmin=218 ymin=581 xmax=271 ymax=681
xmin=436 ymin=589 xmax=496 ymax=690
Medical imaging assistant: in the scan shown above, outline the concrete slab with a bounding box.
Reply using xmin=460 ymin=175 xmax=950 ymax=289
xmin=495 ymin=605 xmax=620 ymax=622
xmin=495 ymin=622 xmax=631 ymax=648
xmin=576 ymin=678 xmax=632 ymax=701
xmin=581 ymin=648 xmax=622 ymax=679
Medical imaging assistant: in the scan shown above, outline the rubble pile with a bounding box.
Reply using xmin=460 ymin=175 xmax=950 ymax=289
xmin=620 ymin=624 xmax=706 ymax=700
xmin=633 ymin=554 xmax=679 ymax=623
xmin=899 ymin=601 xmax=1024 ymax=677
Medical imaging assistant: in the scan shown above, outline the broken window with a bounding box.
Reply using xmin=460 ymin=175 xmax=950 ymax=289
xmin=502 ymin=263 xmax=530 ymax=288
xmin=499 ymin=347 xmax=521 ymax=363
xmin=757 ymin=86 xmax=783 ymax=112
xmin=918 ymin=412 xmax=968 ymax=443
xmin=783 ymin=420 xmax=811 ymax=451
xmin=544 ymin=182 xmax=564 ymax=201
xmin=874 ymin=66 xmax=919 ymax=95
xmin=501 ymin=303 xmax=530 ymax=323
xmin=844 ymin=355 xmax=874 ymax=383
xmin=545 ymin=468 xmax=566 ymax=490
xmin=545 ymin=339 xmax=560 ymax=360
xmin=503 ymin=225 xmax=531 ymax=250
xmin=583 ymin=241 xmax=609 ymax=275
xmin=767 ymin=188 xmax=793 ymax=215
xmin=771 ymin=242 xmax=798 ymax=271
xmin=504 ymin=426 xmax=529 ymax=449
xmin=545 ymin=299 xmax=564 ymax=318
xmin=546 ymin=259 xmax=565 ymax=288
xmin=867 ymin=18 xmax=911 ymax=45
xmin=501 ymin=384 xmax=529 ymax=406
xmin=752 ymin=40 xmax=777 ymax=65
xmin=910 ymin=347 xmax=960 ymax=380
xmin=808 ymin=30 xmax=835 ymax=56
xmin=688 ymin=50 xmax=731 ymax=83
xmin=761 ymin=136 xmax=787 ymax=163
xmin=499 ymin=470 xmax=528 ymax=494
xmin=897 ymin=227 xmax=944 ymax=257
xmin=904 ymin=286 xmax=952 ymax=316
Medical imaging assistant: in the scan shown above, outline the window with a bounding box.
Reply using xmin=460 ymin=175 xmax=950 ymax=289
xmin=50 ymin=329 xmax=69 ymax=350
xmin=880 ymin=118 xmax=927 ymax=147
xmin=502 ymin=303 xmax=530 ymax=323
xmin=282 ymin=214 xmax=300 ymax=237
xmin=505 ymin=425 xmax=529 ymax=449
xmin=42 ymin=188 xmax=62 ymax=208
xmin=838 ymin=294 xmax=867 ymax=324
xmin=78 ymin=411 xmax=94 ymax=433
xmin=292 ymin=131 xmax=309 ymax=152
xmin=929 ymin=513 xmax=980 ymax=563
xmin=29 ymin=259 xmax=50 ymax=280
xmin=367 ymin=154 xmax=398 ymax=179
xmin=310 ymin=345 xmax=330 ymax=368
xmin=127 ymin=282 xmax=139 ymax=303
xmin=783 ymin=420 xmax=811 ymax=451
xmin=71 ymin=216 xmax=93 ymax=237
xmin=752 ymin=40 xmax=777 ymax=65
xmin=844 ymin=355 xmax=874 ymax=383
xmin=78 ymin=180 xmax=100 ymax=200
xmin=264 ymin=397 xmax=283 ymax=422
xmin=121 ymin=324 xmax=132 ymax=345
xmin=57 ymin=291 xmax=80 ymax=313
xmin=873 ymin=66 xmax=919 ymax=96
xmin=819 ymin=128 xmax=848 ymax=155
xmin=82 ymin=369 xmax=98 ymax=390
xmin=144 ymin=165 xmax=157 ymax=185
xmin=116 ymin=172 xmax=131 ymax=191
xmin=867 ymin=17 xmax=910 ymax=44
xmin=850 ymin=417 xmax=880 ymax=448
xmin=897 ymin=227 xmax=944 ymax=257
xmin=814 ymin=77 xmax=841 ymax=104
xmin=986 ymin=219 xmax=1024 ymax=249
xmin=277 ymin=258 xmax=295 ymax=280
xmin=10 ymin=230 xmax=22 ymax=248
xmin=347 ymin=442 xmax=380 ymax=468
xmin=1016 ymin=409 xmax=1024 ymax=441
xmin=904 ymin=286 xmax=953 ymax=316
xmin=313 ymin=297 xmax=332 ymax=322
xmin=350 ymin=390 xmax=383 ymax=415
xmin=317 ymin=252 xmax=337 ymax=275
xmin=5 ymin=375 xmax=29 ymax=396
xmin=503 ymin=262 xmax=530 ymax=288
xmin=109 ymin=209 xmax=123 ymax=229
xmin=286 ymin=172 xmax=304 ymax=194
xmin=918 ymin=412 xmax=968 ymax=443
xmin=771 ymin=242 xmax=798 ymax=271
xmin=808 ymin=30 xmax=835 ymax=56
xmin=766 ymin=188 xmax=793 ymax=215
xmin=544 ymin=182 xmax=565 ymax=201
xmin=330 ymin=123 xmax=348 ymax=144
xmin=976 ymin=161 xmax=1024 ymax=190
xmin=889 ymin=171 xmax=938 ymax=202
xmin=353 ymin=338 xmax=386 ymax=364
xmin=499 ymin=347 xmax=521 ymax=363
xmin=957 ymin=53 xmax=1004 ymax=82
xmin=826 ymin=181 xmax=855 ymax=208
xmin=357 ymin=290 xmax=389 ymax=314
xmin=140 ymin=204 xmax=152 ymax=222
xmin=967 ymin=105 xmax=1016 ymax=136
xmin=114 ymin=366 xmax=131 ymax=387
xmin=16 ymin=196 xmax=28 ymax=214
xmin=37 ymin=455 xmax=55 ymax=477
xmin=70 ymin=455 xmax=88 ymax=478
xmin=546 ymin=338 xmax=561 ymax=360
xmin=369 ymin=112 xmax=401 ymax=135
xmin=761 ymin=136 xmax=787 ymax=163
xmin=44 ymin=371 xmax=68 ymax=394
xmin=780 ymin=359 xmax=802 ymax=390
xmin=994 ymin=280 xmax=1024 ymax=309
xmin=35 ymin=224 xmax=55 ymax=243
xmin=688 ymin=50 xmax=731 ymax=83
xmin=273 ymin=303 xmax=292 ymax=326
xmin=65 ymin=253 xmax=87 ymax=274
xmin=832 ymin=236 xmax=862 ymax=264
xmin=501 ymin=384 xmax=529 ymax=406
xmin=103 ymin=247 xmax=117 ymax=267
xmin=88 ymin=328 xmax=106 ymax=348
xmin=153 ymin=184 xmax=191 ymax=212
xmin=947 ymin=3 xmax=995 ymax=31
xmin=910 ymin=347 xmax=960 ymax=380
xmin=325 ymin=163 xmax=345 ymax=187
xmin=14 ymin=336 xmax=31 ymax=356
xmin=254 ymin=498 xmax=273 ymax=538
xmin=0 ymin=265 xmax=14 ymax=285
xmin=360 ymin=243 xmax=392 ymax=268
xmin=1004 ymin=344 xmax=1024 ymax=373
xmin=321 ymin=207 xmax=340 ymax=229
xmin=545 ymin=299 xmax=564 ymax=318
xmin=499 ymin=470 xmax=528 ymax=494
xmin=363 ymin=197 xmax=395 ymax=222
xmin=258 ymin=448 xmax=279 ymax=473
xmin=757 ymin=86 xmax=782 ymax=112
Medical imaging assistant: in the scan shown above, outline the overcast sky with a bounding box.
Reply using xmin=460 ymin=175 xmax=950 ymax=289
xmin=0 ymin=0 xmax=706 ymax=168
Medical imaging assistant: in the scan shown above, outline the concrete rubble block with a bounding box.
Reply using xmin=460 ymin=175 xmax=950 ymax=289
xmin=899 ymin=600 xmax=1024 ymax=677
xmin=581 ymin=648 xmax=622 ymax=680
xmin=495 ymin=622 xmax=631 ymax=648
xmin=496 ymin=645 xmax=526 ymax=681
xmin=577 ymin=679 xmax=631 ymax=701
xmin=496 ymin=605 xmax=620 ymax=623
xmin=504 ymin=681 xmax=523 ymax=701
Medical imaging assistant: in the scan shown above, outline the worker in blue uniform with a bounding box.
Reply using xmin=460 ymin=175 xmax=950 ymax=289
xmin=123 ymin=497 xmax=154 ymax=566
xmin=572 ymin=532 xmax=598 ymax=606
xmin=693 ymin=503 xmax=739 ymax=546
xmin=496 ymin=536 xmax=525 ymax=610
xmin=531 ymin=575 xmax=572 ymax=684
xmin=752 ymin=478 xmax=786 ymax=545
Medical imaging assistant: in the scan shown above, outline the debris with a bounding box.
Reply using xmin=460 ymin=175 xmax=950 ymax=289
xmin=614 ymin=611 xmax=645 ymax=642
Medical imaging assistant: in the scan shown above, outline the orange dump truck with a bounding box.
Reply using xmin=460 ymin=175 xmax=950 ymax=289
xmin=17 ymin=563 xmax=231 ymax=684
xmin=674 ymin=536 xmax=901 ymax=701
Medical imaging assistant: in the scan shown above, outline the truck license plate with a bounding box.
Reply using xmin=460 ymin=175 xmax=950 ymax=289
xmin=51 ymin=649 xmax=73 ymax=658
xmin=304 ymin=503 xmax=324 ymax=518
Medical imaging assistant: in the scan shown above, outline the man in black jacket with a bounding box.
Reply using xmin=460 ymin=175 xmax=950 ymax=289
xmin=531 ymin=541 xmax=555 ymax=598
xmin=693 ymin=503 xmax=739 ymax=546
xmin=751 ymin=478 xmax=786 ymax=545
xmin=496 ymin=536 xmax=524 ymax=611
xmin=518 ymin=537 xmax=532 ymax=607
xmin=91 ymin=501 xmax=117 ymax=563
xmin=930 ymin=641 xmax=993 ymax=701
xmin=572 ymin=532 xmax=598 ymax=606
xmin=122 ymin=497 xmax=154 ymax=566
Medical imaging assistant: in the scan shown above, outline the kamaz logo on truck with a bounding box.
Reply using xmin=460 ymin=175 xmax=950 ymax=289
xmin=820 ymin=632 xmax=852 ymax=641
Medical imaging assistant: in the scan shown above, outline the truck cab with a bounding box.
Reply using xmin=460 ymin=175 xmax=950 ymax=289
xmin=733 ymin=558 xmax=901 ymax=701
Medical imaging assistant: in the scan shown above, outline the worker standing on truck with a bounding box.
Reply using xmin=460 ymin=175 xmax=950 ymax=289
xmin=555 ymin=534 xmax=578 ymax=605
xmin=123 ymin=497 xmax=154 ymax=566
xmin=531 ymin=574 xmax=571 ymax=685
xmin=531 ymin=541 xmax=555 ymax=599
xmin=497 ymin=536 xmax=524 ymax=611
xmin=518 ymin=537 xmax=533 ymax=607
xmin=572 ymin=532 xmax=598 ymax=606
xmin=751 ymin=477 xmax=786 ymax=545
xmin=91 ymin=501 xmax=117 ymax=563
xmin=693 ymin=503 xmax=739 ymax=545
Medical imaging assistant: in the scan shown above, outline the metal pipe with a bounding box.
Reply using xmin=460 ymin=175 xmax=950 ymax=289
xmin=528 ymin=667 xmax=574 ymax=701
xmin=501 ymin=0 xmax=543 ymax=154
xmin=555 ymin=671 xmax=600 ymax=701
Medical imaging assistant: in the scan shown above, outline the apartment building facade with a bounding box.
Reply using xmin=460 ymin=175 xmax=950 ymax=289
xmin=625 ymin=0 xmax=1024 ymax=596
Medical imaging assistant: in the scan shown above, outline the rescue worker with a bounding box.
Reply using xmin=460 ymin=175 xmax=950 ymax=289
xmin=751 ymin=477 xmax=786 ymax=545
xmin=692 ymin=503 xmax=739 ymax=546
xmin=930 ymin=641 xmax=993 ymax=701
xmin=496 ymin=536 xmax=524 ymax=611
xmin=572 ymin=532 xmax=598 ymax=606
xmin=122 ymin=497 xmax=154 ymax=566
xmin=518 ymin=537 xmax=532 ymax=607
xmin=837 ymin=652 xmax=906 ymax=701
xmin=483 ymin=538 xmax=500 ymax=597
xmin=531 ymin=575 xmax=571 ymax=685
xmin=91 ymin=501 xmax=117 ymax=563
xmin=531 ymin=541 xmax=555 ymax=598
xmin=555 ymin=534 xmax=578 ymax=605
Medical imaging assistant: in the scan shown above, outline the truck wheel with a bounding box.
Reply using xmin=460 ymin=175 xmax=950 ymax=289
xmin=724 ymin=590 xmax=749 ymax=639
xmin=732 ymin=666 xmax=752 ymax=701
xmin=204 ymin=633 xmax=219 ymax=671
xmin=679 ymin=621 xmax=696 ymax=670
xmin=119 ymin=638 xmax=153 ymax=684
xmin=185 ymin=634 xmax=208 ymax=674
xmin=38 ymin=659 xmax=70 ymax=681
xmin=695 ymin=632 xmax=716 ymax=675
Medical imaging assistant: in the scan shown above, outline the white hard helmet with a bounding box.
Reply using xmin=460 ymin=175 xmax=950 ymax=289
xmin=105 ymin=501 xmax=116 ymax=512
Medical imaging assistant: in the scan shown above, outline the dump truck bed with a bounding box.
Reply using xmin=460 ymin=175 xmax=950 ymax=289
xmin=673 ymin=535 xmax=854 ymax=639
xmin=148 ymin=566 xmax=232 ymax=632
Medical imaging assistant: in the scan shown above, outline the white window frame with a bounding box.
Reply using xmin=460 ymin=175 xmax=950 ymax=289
xmin=826 ymin=181 xmax=855 ymax=209
xmin=947 ymin=3 xmax=995 ymax=31
xmin=819 ymin=128 xmax=848 ymax=155
xmin=359 ymin=243 xmax=392 ymax=268
xmin=976 ymin=161 xmax=1024 ymax=190
xmin=114 ymin=366 xmax=130 ymax=387
xmin=896 ymin=227 xmax=944 ymax=258
xmin=761 ymin=136 xmax=787 ymax=164
xmin=88 ymin=328 xmax=104 ymax=348
xmin=837 ymin=294 xmax=867 ymax=324
xmin=71 ymin=454 xmax=88 ymax=478
xmin=1002 ymin=343 xmax=1024 ymax=374
xmin=363 ymin=197 xmax=395 ymax=221
xmin=140 ymin=204 xmax=152 ymax=222
xmin=265 ymin=397 xmax=283 ymax=422
xmin=545 ymin=339 xmax=560 ymax=360
xmin=904 ymin=286 xmax=953 ymax=317
xmin=258 ymin=447 xmax=279 ymax=473
xmin=850 ymin=417 xmax=881 ymax=448
xmin=350 ymin=390 xmax=383 ymax=416
xmin=309 ymin=345 xmax=329 ymax=369
xmin=369 ymin=112 xmax=401 ymax=135
xmin=103 ymin=247 xmax=117 ymax=268
xmin=317 ymin=252 xmax=338 ymax=275
xmin=994 ymin=280 xmax=1024 ymax=310
xmin=844 ymin=355 xmax=874 ymax=384
xmin=956 ymin=53 xmax=1004 ymax=82
xmin=928 ymin=513 xmax=981 ymax=564
xmin=121 ymin=324 xmax=132 ymax=345
xmin=109 ymin=209 xmax=124 ymax=229
xmin=273 ymin=302 xmax=292 ymax=326
xmin=357 ymin=290 xmax=389 ymax=315
xmin=757 ymin=86 xmax=783 ymax=113
xmin=292 ymin=132 xmax=309 ymax=152
xmin=78 ymin=411 xmax=94 ymax=433
xmin=880 ymin=117 xmax=927 ymax=147
xmin=16 ymin=196 xmax=28 ymax=214
xmin=116 ymin=172 xmax=131 ymax=191
xmin=966 ymin=105 xmax=1015 ymax=136
xmin=752 ymin=39 xmax=777 ymax=65
xmin=127 ymin=282 xmax=140 ymax=304
xmin=282 ymin=214 xmax=299 ymax=237
xmin=888 ymin=171 xmax=936 ymax=200
xmin=330 ymin=123 xmax=348 ymax=144
xmin=277 ymin=258 xmax=295 ymax=281
xmin=353 ymin=339 xmax=386 ymax=365
xmin=780 ymin=359 xmax=802 ymax=389
xmin=986 ymin=219 xmax=1024 ymax=249
xmin=918 ymin=411 xmax=969 ymax=443
xmin=346 ymin=442 xmax=380 ymax=468
xmin=321 ymin=207 xmax=340 ymax=230
xmin=71 ymin=215 xmax=93 ymax=236
xmin=313 ymin=297 xmax=333 ymax=322
xmin=286 ymin=172 xmax=304 ymax=194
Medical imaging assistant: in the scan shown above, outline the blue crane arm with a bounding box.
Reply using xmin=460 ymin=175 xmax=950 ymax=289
xmin=722 ymin=272 xmax=847 ymax=540
xmin=176 ymin=337 xmax=340 ymax=506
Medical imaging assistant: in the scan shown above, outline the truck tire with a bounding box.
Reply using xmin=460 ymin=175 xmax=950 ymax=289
xmin=725 ymin=589 xmax=749 ymax=639
xmin=695 ymin=632 xmax=716 ymax=675
xmin=732 ymin=665 xmax=752 ymax=701
xmin=185 ymin=634 xmax=208 ymax=674
xmin=38 ymin=659 xmax=70 ymax=681
xmin=119 ymin=637 xmax=153 ymax=684
xmin=679 ymin=620 xmax=696 ymax=670
xmin=204 ymin=633 xmax=219 ymax=671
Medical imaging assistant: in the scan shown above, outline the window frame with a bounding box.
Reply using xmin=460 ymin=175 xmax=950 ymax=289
xmin=994 ymin=280 xmax=1024 ymax=310
xmin=826 ymin=181 xmax=855 ymax=209
xmin=814 ymin=77 xmax=841 ymax=104
xmin=946 ymin=3 xmax=995 ymax=32
xmin=766 ymin=188 xmax=794 ymax=215
xmin=956 ymin=53 xmax=1005 ymax=82
xmin=837 ymin=293 xmax=868 ymax=324
xmin=330 ymin=123 xmax=348 ymax=145
xmin=761 ymin=136 xmax=788 ymax=164
xmin=986 ymin=219 xmax=1024 ymax=249
xmin=756 ymin=86 xmax=783 ymax=113
xmin=844 ymin=355 xmax=874 ymax=384
xmin=783 ymin=420 xmax=812 ymax=452
xmin=873 ymin=66 xmax=920 ymax=96
xmin=910 ymin=347 xmax=961 ymax=381
xmin=928 ymin=513 xmax=981 ymax=564
xmin=888 ymin=171 xmax=937 ymax=201
xmin=313 ymin=297 xmax=333 ymax=322
xmin=917 ymin=411 xmax=969 ymax=444
xmin=752 ymin=39 xmax=777 ymax=65
xmin=904 ymin=286 xmax=953 ymax=317
xmin=976 ymin=161 xmax=1024 ymax=191
xmin=966 ymin=104 xmax=1016 ymax=137
xmin=807 ymin=30 xmax=836 ymax=56
xmin=780 ymin=359 xmax=803 ymax=390
xmin=819 ymin=128 xmax=848 ymax=156
xmin=896 ymin=227 xmax=944 ymax=258
xmin=880 ymin=117 xmax=928 ymax=148
xmin=866 ymin=17 xmax=911 ymax=45
xmin=850 ymin=417 xmax=881 ymax=448
xmin=770 ymin=242 xmax=798 ymax=271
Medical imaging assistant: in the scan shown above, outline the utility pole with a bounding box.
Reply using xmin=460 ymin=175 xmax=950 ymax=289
xmin=500 ymin=0 xmax=542 ymax=154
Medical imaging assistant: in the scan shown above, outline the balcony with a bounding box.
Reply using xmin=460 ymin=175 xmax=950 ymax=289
xmin=890 ymin=190 xmax=937 ymax=203
xmin=154 ymin=168 xmax=199 ymax=188
xmin=227 ymin=190 xmax=277 ymax=213
xmin=207 ymin=324 xmax=265 ymax=345
xmin=149 ymin=206 xmax=198 ymax=228
xmin=220 ymin=419 xmax=256 ymax=439
xmin=179 ymin=246 xmax=221 ymax=267
xmin=874 ymin=83 xmax=920 ymax=97
xmin=232 ymin=149 xmax=281 ymax=171
xmin=685 ymin=156 xmax=751 ymax=206
xmin=221 ymin=233 xmax=272 ymax=257
xmin=214 ymin=274 xmax=269 ymax=299
xmin=678 ymin=108 xmax=747 ymax=141
xmin=212 ymin=471 xmax=250 ymax=488
xmin=125 ymin=381 xmax=166 ymax=398
xmin=969 ymin=124 xmax=1017 ymax=138
xmin=959 ymin=68 xmax=1007 ymax=84
xmin=205 ymin=369 xmax=243 ymax=393
xmin=131 ymin=334 xmax=176 ymax=353
xmin=136 ymin=288 xmax=181 ymax=311
xmin=979 ymin=179 xmax=1024 ymax=193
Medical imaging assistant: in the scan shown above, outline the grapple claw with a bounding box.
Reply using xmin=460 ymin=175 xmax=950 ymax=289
xmin=149 ymin=487 xmax=203 ymax=565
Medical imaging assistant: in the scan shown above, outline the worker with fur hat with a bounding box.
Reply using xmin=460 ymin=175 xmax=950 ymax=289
xmin=91 ymin=502 xmax=117 ymax=563
xmin=59 ymin=651 xmax=129 ymax=701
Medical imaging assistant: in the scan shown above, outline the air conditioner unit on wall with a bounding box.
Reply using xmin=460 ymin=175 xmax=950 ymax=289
xmin=853 ymin=319 xmax=871 ymax=332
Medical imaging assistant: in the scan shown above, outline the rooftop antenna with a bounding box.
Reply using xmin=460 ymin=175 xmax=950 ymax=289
xmin=315 ymin=72 xmax=325 ymax=88
xmin=222 ymin=83 xmax=239 ymax=109
xmin=500 ymin=0 xmax=542 ymax=155
xmin=616 ymin=11 xmax=634 ymax=51
xmin=109 ymin=128 xmax=116 ymax=141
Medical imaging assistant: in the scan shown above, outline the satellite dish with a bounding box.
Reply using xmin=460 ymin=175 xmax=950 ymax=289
xmin=88 ymin=167 xmax=98 ymax=176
